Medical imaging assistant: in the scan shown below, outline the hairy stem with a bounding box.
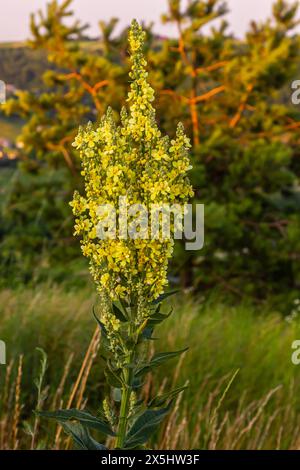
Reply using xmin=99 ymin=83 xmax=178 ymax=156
xmin=115 ymin=368 xmax=132 ymax=448
xmin=115 ymin=305 xmax=135 ymax=449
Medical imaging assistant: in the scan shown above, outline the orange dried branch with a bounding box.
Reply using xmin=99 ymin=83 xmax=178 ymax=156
xmin=195 ymin=61 xmax=228 ymax=75
xmin=229 ymin=84 xmax=254 ymax=128
xmin=161 ymin=85 xmax=225 ymax=106
xmin=47 ymin=138 xmax=76 ymax=176
xmin=93 ymin=80 xmax=110 ymax=92
xmin=191 ymin=85 xmax=225 ymax=104
xmin=59 ymin=72 xmax=109 ymax=112
xmin=176 ymin=20 xmax=192 ymax=69
xmin=190 ymin=93 xmax=200 ymax=147
xmin=160 ymin=89 xmax=189 ymax=103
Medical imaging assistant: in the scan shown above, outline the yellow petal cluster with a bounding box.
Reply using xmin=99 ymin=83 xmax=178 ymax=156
xmin=70 ymin=20 xmax=193 ymax=302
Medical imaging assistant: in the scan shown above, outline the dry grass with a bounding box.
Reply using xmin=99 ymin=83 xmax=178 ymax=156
xmin=1 ymin=285 xmax=300 ymax=449
xmin=1 ymin=355 xmax=300 ymax=450
xmin=157 ymin=377 xmax=300 ymax=450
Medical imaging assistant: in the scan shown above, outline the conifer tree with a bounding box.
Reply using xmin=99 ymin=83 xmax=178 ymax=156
xmin=190 ymin=0 xmax=300 ymax=298
xmin=3 ymin=0 xmax=300 ymax=301
xmin=4 ymin=0 xmax=126 ymax=174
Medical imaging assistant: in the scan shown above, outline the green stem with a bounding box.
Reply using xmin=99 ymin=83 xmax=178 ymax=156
xmin=115 ymin=303 xmax=135 ymax=449
xmin=115 ymin=368 xmax=132 ymax=448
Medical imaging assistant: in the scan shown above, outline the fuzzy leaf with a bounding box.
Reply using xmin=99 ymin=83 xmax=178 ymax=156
xmin=113 ymin=302 xmax=128 ymax=322
xmin=148 ymin=385 xmax=187 ymax=408
xmin=151 ymin=291 xmax=178 ymax=305
xmin=61 ymin=421 xmax=107 ymax=450
xmin=124 ymin=403 xmax=172 ymax=448
xmin=105 ymin=366 xmax=123 ymax=388
xmin=141 ymin=327 xmax=156 ymax=340
xmin=136 ymin=348 xmax=188 ymax=377
xmin=93 ymin=307 xmax=108 ymax=338
xmin=36 ymin=408 xmax=115 ymax=436
xmin=147 ymin=308 xmax=173 ymax=327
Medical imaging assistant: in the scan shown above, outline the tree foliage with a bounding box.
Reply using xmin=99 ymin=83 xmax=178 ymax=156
xmin=2 ymin=0 xmax=300 ymax=302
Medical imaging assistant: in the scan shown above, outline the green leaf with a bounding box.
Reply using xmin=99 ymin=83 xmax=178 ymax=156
xmin=60 ymin=421 xmax=107 ymax=450
xmin=141 ymin=327 xmax=155 ymax=340
xmin=151 ymin=291 xmax=178 ymax=305
xmin=124 ymin=403 xmax=172 ymax=448
xmin=131 ymin=375 xmax=144 ymax=390
xmin=113 ymin=302 xmax=128 ymax=322
xmin=136 ymin=348 xmax=188 ymax=377
xmin=149 ymin=385 xmax=187 ymax=408
xmin=92 ymin=307 xmax=108 ymax=338
xmin=36 ymin=408 xmax=115 ymax=436
xmin=93 ymin=308 xmax=112 ymax=352
xmin=147 ymin=308 xmax=173 ymax=327
xmin=105 ymin=365 xmax=123 ymax=388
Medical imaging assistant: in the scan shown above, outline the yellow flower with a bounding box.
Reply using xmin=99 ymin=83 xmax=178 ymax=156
xmin=101 ymin=273 xmax=110 ymax=287
xmin=70 ymin=20 xmax=193 ymax=302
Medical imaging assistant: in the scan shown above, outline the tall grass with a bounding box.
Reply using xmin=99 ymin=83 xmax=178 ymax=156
xmin=1 ymin=285 xmax=300 ymax=449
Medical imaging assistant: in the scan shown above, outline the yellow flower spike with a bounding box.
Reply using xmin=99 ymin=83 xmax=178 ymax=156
xmin=70 ymin=20 xmax=193 ymax=303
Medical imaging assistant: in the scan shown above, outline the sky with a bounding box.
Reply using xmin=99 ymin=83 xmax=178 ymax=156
xmin=0 ymin=0 xmax=290 ymax=42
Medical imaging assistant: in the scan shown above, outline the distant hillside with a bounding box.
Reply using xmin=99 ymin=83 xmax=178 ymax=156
xmin=0 ymin=40 xmax=106 ymax=92
xmin=0 ymin=39 xmax=104 ymax=147
xmin=0 ymin=42 xmax=26 ymax=48
xmin=0 ymin=42 xmax=48 ymax=91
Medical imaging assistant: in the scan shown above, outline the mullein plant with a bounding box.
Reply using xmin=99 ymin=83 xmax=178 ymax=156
xmin=37 ymin=20 xmax=193 ymax=450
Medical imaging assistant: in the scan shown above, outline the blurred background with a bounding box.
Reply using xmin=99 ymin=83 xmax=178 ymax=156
xmin=1 ymin=0 xmax=300 ymax=450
